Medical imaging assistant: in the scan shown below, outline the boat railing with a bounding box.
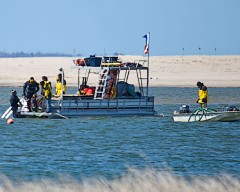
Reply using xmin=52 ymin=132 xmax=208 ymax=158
xmin=58 ymin=95 xmax=154 ymax=113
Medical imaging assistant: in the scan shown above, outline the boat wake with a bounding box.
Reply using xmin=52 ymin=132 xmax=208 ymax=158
xmin=0 ymin=169 xmax=239 ymax=192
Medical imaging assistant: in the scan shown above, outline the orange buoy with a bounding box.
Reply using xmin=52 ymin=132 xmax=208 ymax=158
xmin=7 ymin=118 xmax=14 ymax=124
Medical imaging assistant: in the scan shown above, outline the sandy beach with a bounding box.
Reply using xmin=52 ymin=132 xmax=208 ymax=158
xmin=0 ymin=55 xmax=240 ymax=88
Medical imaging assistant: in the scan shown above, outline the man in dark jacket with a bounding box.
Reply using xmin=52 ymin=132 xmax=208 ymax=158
xmin=10 ymin=90 xmax=20 ymax=118
xmin=23 ymin=77 xmax=39 ymax=111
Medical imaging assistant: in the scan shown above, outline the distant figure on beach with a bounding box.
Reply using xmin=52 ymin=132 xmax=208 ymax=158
xmin=55 ymin=73 xmax=67 ymax=96
xmin=9 ymin=90 xmax=20 ymax=118
xmin=196 ymin=81 xmax=209 ymax=108
xmin=23 ymin=77 xmax=39 ymax=111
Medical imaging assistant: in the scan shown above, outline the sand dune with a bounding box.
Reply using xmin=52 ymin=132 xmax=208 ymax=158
xmin=0 ymin=55 xmax=240 ymax=87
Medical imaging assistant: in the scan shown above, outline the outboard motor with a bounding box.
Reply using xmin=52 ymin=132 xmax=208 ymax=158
xmin=179 ymin=105 xmax=190 ymax=113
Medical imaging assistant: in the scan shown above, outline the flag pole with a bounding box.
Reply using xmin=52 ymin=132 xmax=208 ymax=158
xmin=147 ymin=32 xmax=150 ymax=98
xmin=143 ymin=32 xmax=150 ymax=97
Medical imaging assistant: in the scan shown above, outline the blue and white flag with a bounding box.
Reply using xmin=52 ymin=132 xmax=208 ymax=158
xmin=143 ymin=33 xmax=150 ymax=54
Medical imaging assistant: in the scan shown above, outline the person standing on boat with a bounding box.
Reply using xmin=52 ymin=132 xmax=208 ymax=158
xmin=55 ymin=73 xmax=67 ymax=96
xmin=10 ymin=90 xmax=20 ymax=118
xmin=41 ymin=76 xmax=52 ymax=112
xmin=196 ymin=81 xmax=209 ymax=108
xmin=23 ymin=77 xmax=39 ymax=112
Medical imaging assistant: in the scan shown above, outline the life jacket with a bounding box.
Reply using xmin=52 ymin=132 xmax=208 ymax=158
xmin=110 ymin=86 xmax=117 ymax=99
xmin=83 ymin=87 xmax=95 ymax=95
xmin=198 ymin=86 xmax=209 ymax=104
xmin=56 ymin=79 xmax=67 ymax=95
xmin=43 ymin=81 xmax=52 ymax=99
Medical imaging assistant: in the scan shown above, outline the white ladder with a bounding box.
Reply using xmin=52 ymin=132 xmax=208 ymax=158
xmin=94 ymin=67 xmax=109 ymax=99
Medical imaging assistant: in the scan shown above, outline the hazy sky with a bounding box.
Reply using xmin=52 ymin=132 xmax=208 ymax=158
xmin=1 ymin=0 xmax=240 ymax=56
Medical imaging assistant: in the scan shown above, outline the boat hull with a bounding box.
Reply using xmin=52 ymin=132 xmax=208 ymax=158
xmin=173 ymin=111 xmax=240 ymax=122
xmin=17 ymin=96 xmax=156 ymax=119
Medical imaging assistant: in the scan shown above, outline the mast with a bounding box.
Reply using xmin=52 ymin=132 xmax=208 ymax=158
xmin=147 ymin=32 xmax=150 ymax=97
xmin=143 ymin=32 xmax=150 ymax=97
xmin=59 ymin=68 xmax=64 ymax=114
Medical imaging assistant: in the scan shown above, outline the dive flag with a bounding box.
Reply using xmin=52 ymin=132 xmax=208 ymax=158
xmin=144 ymin=44 xmax=149 ymax=54
xmin=143 ymin=33 xmax=150 ymax=54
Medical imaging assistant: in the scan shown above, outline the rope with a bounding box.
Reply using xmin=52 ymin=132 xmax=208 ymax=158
xmin=33 ymin=112 xmax=47 ymax=118
xmin=55 ymin=113 xmax=69 ymax=119
xmin=33 ymin=112 xmax=68 ymax=119
xmin=188 ymin=108 xmax=217 ymax=122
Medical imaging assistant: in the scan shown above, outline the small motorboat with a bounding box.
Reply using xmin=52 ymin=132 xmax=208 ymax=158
xmin=172 ymin=105 xmax=240 ymax=122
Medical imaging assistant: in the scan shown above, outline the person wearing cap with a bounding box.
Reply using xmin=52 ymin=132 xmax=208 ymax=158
xmin=23 ymin=77 xmax=39 ymax=111
xmin=196 ymin=81 xmax=209 ymax=108
xmin=9 ymin=90 xmax=20 ymax=118
xmin=41 ymin=76 xmax=52 ymax=112
xmin=55 ymin=73 xmax=67 ymax=96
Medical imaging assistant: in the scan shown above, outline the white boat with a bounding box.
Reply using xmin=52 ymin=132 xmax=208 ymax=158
xmin=172 ymin=105 xmax=240 ymax=122
xmin=2 ymin=56 xmax=156 ymax=119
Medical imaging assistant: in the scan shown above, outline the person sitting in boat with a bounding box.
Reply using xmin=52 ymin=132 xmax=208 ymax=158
xmin=196 ymin=81 xmax=209 ymax=108
xmin=77 ymin=77 xmax=89 ymax=95
xmin=55 ymin=73 xmax=67 ymax=96
xmin=23 ymin=77 xmax=39 ymax=112
xmin=9 ymin=90 xmax=21 ymax=118
xmin=41 ymin=76 xmax=52 ymax=113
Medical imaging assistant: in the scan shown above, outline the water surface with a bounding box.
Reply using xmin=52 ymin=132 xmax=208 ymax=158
xmin=0 ymin=87 xmax=239 ymax=190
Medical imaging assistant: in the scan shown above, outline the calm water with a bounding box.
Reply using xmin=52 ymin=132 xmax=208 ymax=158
xmin=0 ymin=86 xmax=239 ymax=191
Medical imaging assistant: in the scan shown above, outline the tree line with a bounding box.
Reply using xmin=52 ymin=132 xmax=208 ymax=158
xmin=0 ymin=51 xmax=74 ymax=58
